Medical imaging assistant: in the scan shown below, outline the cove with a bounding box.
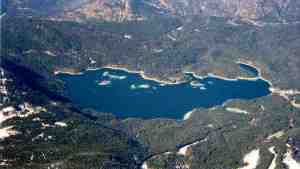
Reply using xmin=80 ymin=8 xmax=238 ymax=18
xmin=239 ymin=63 xmax=259 ymax=77
xmin=56 ymin=68 xmax=271 ymax=119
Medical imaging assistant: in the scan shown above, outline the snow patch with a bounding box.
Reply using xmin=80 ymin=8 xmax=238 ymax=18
xmin=226 ymin=107 xmax=249 ymax=115
xmin=268 ymin=146 xmax=277 ymax=169
xmin=32 ymin=117 xmax=41 ymax=122
xmin=55 ymin=122 xmax=68 ymax=127
xmin=41 ymin=123 xmax=54 ymax=129
xmin=0 ymin=107 xmax=16 ymax=124
xmin=153 ymin=49 xmax=163 ymax=53
xmin=124 ymin=34 xmax=132 ymax=39
xmin=238 ymin=149 xmax=260 ymax=169
xmin=167 ymin=34 xmax=177 ymax=41
xmin=32 ymin=132 xmax=45 ymax=141
xmin=0 ymin=159 xmax=12 ymax=166
xmin=178 ymin=138 xmax=208 ymax=156
xmin=44 ymin=50 xmax=56 ymax=56
xmin=283 ymin=144 xmax=300 ymax=169
xmin=176 ymin=26 xmax=183 ymax=31
xmin=141 ymin=162 xmax=149 ymax=169
xmin=89 ymin=57 xmax=97 ymax=64
xmin=0 ymin=126 xmax=18 ymax=140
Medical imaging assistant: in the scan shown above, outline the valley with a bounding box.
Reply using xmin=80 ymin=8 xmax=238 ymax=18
xmin=1 ymin=0 xmax=300 ymax=169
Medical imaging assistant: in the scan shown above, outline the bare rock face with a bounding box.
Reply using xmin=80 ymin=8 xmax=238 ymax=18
xmin=62 ymin=0 xmax=139 ymax=22
xmin=5 ymin=0 xmax=300 ymax=22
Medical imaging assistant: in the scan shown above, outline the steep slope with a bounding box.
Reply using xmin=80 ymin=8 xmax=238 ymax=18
xmin=2 ymin=15 xmax=300 ymax=90
xmin=5 ymin=0 xmax=300 ymax=22
xmin=2 ymin=0 xmax=300 ymax=168
xmin=0 ymin=59 xmax=146 ymax=169
xmin=145 ymin=0 xmax=300 ymax=22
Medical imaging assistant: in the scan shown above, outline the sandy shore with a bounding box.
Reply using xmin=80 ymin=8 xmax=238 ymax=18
xmin=86 ymin=67 xmax=101 ymax=71
xmin=54 ymin=65 xmax=185 ymax=85
xmin=53 ymin=61 xmax=283 ymax=114
xmin=185 ymin=71 xmax=272 ymax=87
xmin=183 ymin=109 xmax=196 ymax=120
xmin=185 ymin=60 xmax=273 ymax=87
xmin=54 ymin=59 xmax=273 ymax=86
xmin=236 ymin=60 xmax=261 ymax=76
xmin=269 ymin=86 xmax=300 ymax=111
xmin=270 ymin=88 xmax=300 ymax=100
xmin=235 ymin=60 xmax=273 ymax=86
xmin=54 ymin=70 xmax=83 ymax=76
xmin=236 ymin=61 xmax=300 ymax=109
xmin=184 ymin=71 xmax=241 ymax=81
xmin=103 ymin=65 xmax=185 ymax=85
xmin=53 ymin=63 xmax=277 ymax=123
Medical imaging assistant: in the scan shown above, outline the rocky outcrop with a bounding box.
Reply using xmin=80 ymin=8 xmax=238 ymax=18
xmin=62 ymin=0 xmax=140 ymax=22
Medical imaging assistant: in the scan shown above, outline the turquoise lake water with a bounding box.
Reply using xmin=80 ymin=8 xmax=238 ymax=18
xmin=57 ymin=68 xmax=271 ymax=119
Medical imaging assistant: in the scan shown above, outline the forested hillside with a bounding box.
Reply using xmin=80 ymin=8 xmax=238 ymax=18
xmin=2 ymin=0 xmax=300 ymax=169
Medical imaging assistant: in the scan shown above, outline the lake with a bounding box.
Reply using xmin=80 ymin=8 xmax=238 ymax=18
xmin=57 ymin=67 xmax=271 ymax=119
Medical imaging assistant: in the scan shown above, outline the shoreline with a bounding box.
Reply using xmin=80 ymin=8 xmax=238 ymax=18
xmin=184 ymin=59 xmax=273 ymax=87
xmin=102 ymin=65 xmax=185 ymax=85
xmin=236 ymin=60 xmax=262 ymax=76
xmin=235 ymin=61 xmax=300 ymax=101
xmin=86 ymin=67 xmax=101 ymax=71
xmin=235 ymin=60 xmax=273 ymax=86
xmin=270 ymin=88 xmax=300 ymax=100
xmin=54 ymin=60 xmax=273 ymax=86
xmin=185 ymin=71 xmax=273 ymax=88
xmin=54 ymin=66 xmax=185 ymax=85
xmin=183 ymin=109 xmax=195 ymax=120
xmin=54 ymin=63 xmax=275 ymax=122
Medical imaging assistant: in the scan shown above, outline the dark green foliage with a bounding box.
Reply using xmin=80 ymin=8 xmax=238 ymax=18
xmin=2 ymin=2 xmax=300 ymax=168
